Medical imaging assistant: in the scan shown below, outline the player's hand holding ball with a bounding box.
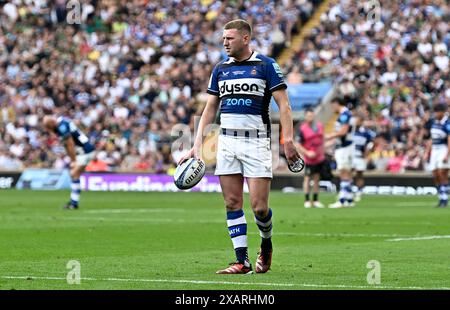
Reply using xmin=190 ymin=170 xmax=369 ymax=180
xmin=177 ymin=142 xmax=202 ymax=166
xmin=284 ymin=140 xmax=305 ymax=173
xmin=174 ymin=157 xmax=206 ymax=190
xmin=175 ymin=144 xmax=206 ymax=190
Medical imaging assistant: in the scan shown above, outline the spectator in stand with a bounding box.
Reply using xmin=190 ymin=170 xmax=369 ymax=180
xmin=386 ymin=147 xmax=406 ymax=173
xmin=1 ymin=0 xmax=448 ymax=174
xmin=85 ymin=154 xmax=109 ymax=172
xmin=367 ymin=136 xmax=395 ymax=171
xmin=404 ymin=148 xmax=423 ymax=171
xmin=283 ymin=0 xmax=449 ymax=174
xmin=0 ymin=0 xmax=318 ymax=173
xmin=134 ymin=154 xmax=153 ymax=171
xmin=286 ymin=65 xmax=303 ymax=84
xmin=120 ymin=148 xmax=141 ymax=171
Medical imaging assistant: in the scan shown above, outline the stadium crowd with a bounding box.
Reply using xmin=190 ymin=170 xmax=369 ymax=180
xmin=284 ymin=0 xmax=450 ymax=172
xmin=0 ymin=0 xmax=318 ymax=172
xmin=1 ymin=0 xmax=449 ymax=174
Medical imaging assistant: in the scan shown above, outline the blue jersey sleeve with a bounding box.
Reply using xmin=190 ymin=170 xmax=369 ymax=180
xmin=367 ymin=130 xmax=375 ymax=142
xmin=338 ymin=111 xmax=351 ymax=125
xmin=266 ymin=59 xmax=287 ymax=92
xmin=445 ymin=122 xmax=450 ymax=135
xmin=207 ymin=64 xmax=220 ymax=95
xmin=56 ymin=120 xmax=71 ymax=140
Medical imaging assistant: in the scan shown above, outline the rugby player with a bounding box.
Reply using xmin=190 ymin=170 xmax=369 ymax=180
xmin=179 ymin=19 xmax=301 ymax=274
xmin=43 ymin=115 xmax=95 ymax=210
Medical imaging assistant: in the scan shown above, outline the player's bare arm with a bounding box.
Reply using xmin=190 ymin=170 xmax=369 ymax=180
xmin=424 ymin=138 xmax=432 ymax=162
xmin=444 ymin=135 xmax=450 ymax=163
xmin=272 ymin=89 xmax=301 ymax=163
xmin=65 ymin=136 xmax=77 ymax=163
xmin=178 ymin=94 xmax=220 ymax=164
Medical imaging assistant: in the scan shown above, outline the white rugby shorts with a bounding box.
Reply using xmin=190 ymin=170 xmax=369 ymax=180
xmin=335 ymin=144 xmax=353 ymax=171
xmin=352 ymin=157 xmax=367 ymax=172
xmin=429 ymin=145 xmax=449 ymax=171
xmin=76 ymin=151 xmax=96 ymax=167
xmin=215 ymin=134 xmax=272 ymax=178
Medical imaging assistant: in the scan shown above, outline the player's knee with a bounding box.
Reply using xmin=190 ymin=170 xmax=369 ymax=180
xmin=70 ymin=167 xmax=82 ymax=180
xmin=340 ymin=170 xmax=351 ymax=179
xmin=251 ymin=200 xmax=268 ymax=218
xmin=253 ymin=208 xmax=269 ymax=219
xmin=224 ymin=196 xmax=242 ymax=211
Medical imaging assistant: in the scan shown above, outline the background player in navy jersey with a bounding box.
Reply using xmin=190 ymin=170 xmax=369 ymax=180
xmin=425 ymin=104 xmax=450 ymax=208
xmin=179 ymin=19 xmax=301 ymax=274
xmin=43 ymin=116 xmax=96 ymax=210
xmin=325 ymin=97 xmax=355 ymax=208
xmin=352 ymin=114 xmax=375 ymax=202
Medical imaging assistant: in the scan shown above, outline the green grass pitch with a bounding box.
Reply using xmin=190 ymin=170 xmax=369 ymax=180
xmin=0 ymin=189 xmax=449 ymax=290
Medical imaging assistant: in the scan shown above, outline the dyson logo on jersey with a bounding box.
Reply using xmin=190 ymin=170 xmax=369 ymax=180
xmin=219 ymin=81 xmax=259 ymax=96
xmin=223 ymin=98 xmax=252 ymax=106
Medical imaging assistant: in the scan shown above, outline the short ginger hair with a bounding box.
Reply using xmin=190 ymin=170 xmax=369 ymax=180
xmin=223 ymin=19 xmax=252 ymax=37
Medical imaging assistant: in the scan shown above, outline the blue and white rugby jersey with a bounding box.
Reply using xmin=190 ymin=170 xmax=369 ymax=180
xmin=430 ymin=116 xmax=450 ymax=147
xmin=207 ymin=51 xmax=287 ymax=131
xmin=334 ymin=107 xmax=353 ymax=148
xmin=353 ymin=126 xmax=375 ymax=158
xmin=56 ymin=117 xmax=95 ymax=154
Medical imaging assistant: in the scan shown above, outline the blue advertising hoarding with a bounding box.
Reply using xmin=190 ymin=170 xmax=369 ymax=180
xmin=16 ymin=169 xmax=71 ymax=190
xmin=270 ymin=82 xmax=333 ymax=112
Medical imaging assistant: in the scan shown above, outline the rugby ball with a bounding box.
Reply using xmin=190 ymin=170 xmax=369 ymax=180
xmin=174 ymin=158 xmax=206 ymax=190
xmin=288 ymin=157 xmax=305 ymax=173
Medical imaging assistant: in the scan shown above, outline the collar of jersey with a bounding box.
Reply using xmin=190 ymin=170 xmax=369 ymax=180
xmin=223 ymin=51 xmax=261 ymax=64
xmin=340 ymin=106 xmax=348 ymax=113
xmin=439 ymin=115 xmax=449 ymax=124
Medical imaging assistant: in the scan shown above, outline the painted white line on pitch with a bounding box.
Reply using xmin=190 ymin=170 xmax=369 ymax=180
xmin=78 ymin=216 xmax=441 ymax=227
xmin=4 ymin=213 xmax=440 ymax=227
xmin=0 ymin=276 xmax=294 ymax=287
xmin=6 ymin=216 xmax=442 ymax=241
xmin=66 ymin=217 xmax=440 ymax=239
xmin=2 ymin=276 xmax=449 ymax=290
xmin=393 ymin=202 xmax=434 ymax=207
xmin=65 ymin=217 xmax=435 ymax=231
xmin=64 ymin=218 xmax=416 ymax=238
xmin=68 ymin=216 xmax=225 ymax=224
xmin=386 ymin=235 xmax=450 ymax=242
xmin=69 ymin=216 xmax=321 ymax=225
xmin=249 ymin=232 xmax=411 ymax=238
xmin=83 ymin=208 xmax=186 ymax=214
xmin=322 ymin=219 xmax=440 ymax=226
